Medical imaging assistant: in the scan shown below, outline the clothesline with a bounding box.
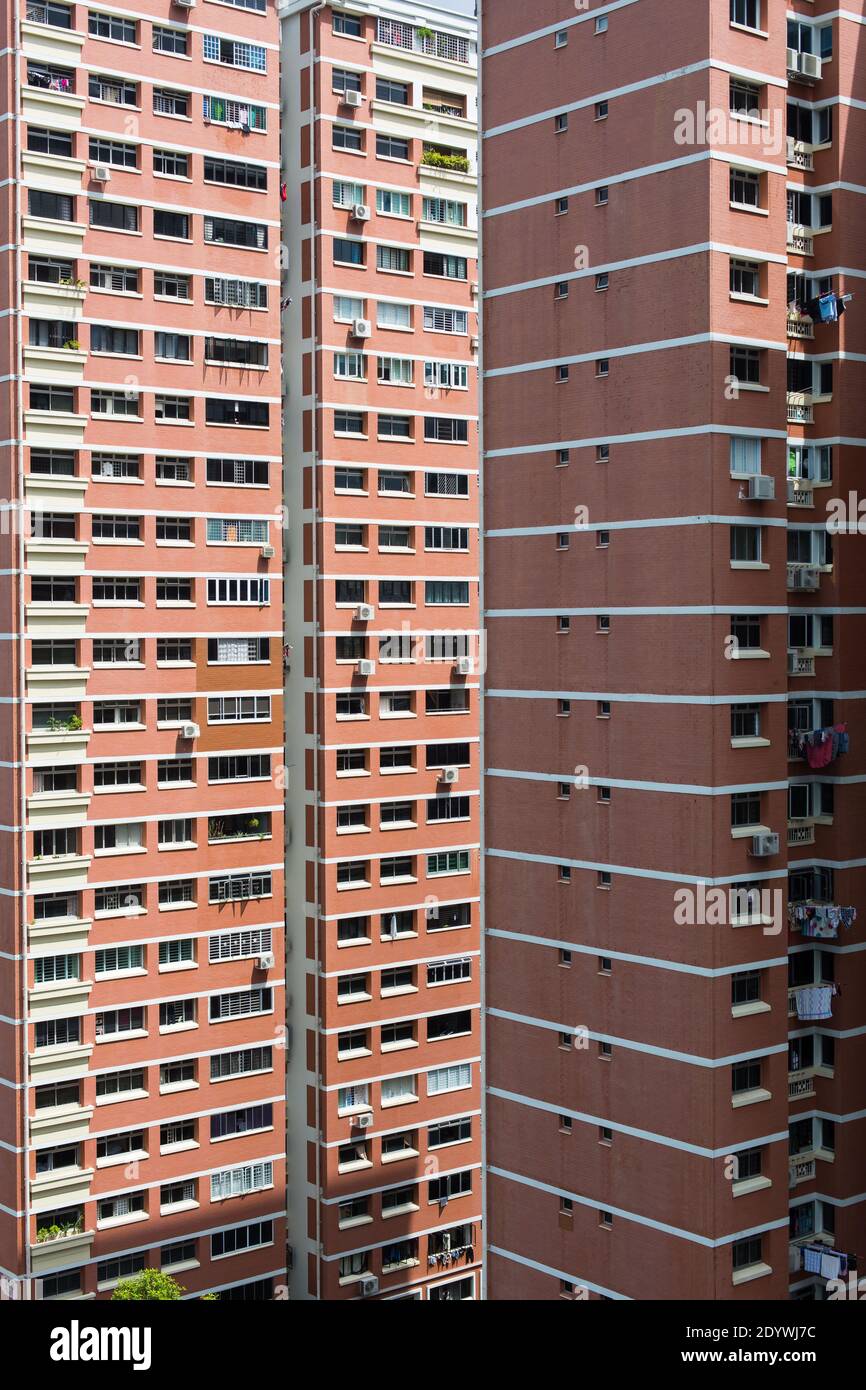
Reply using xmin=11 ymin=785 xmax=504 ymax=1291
xmin=788 ymin=722 xmax=848 ymax=768
xmin=788 ymin=904 xmax=857 ymax=940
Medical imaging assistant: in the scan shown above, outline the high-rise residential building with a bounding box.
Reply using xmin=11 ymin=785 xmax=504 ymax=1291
xmin=481 ymin=0 xmax=865 ymax=1301
xmin=1 ymin=0 xmax=286 ymax=1300
xmin=280 ymin=0 xmax=482 ymax=1301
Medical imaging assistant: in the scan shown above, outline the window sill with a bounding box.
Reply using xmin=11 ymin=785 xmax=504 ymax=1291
xmin=730 ymin=561 xmax=769 ymax=570
xmin=731 ymin=1000 xmax=771 ymax=1019
xmin=730 ymin=736 xmax=770 ymax=749
xmin=96 ymin=1029 xmax=147 ymax=1044
xmin=730 ymin=293 xmax=769 ymax=306
xmin=732 ymin=1262 xmax=773 ymax=1286
xmin=731 ymin=823 xmax=771 ymax=840
xmin=731 ymin=648 xmax=770 ymax=660
xmin=729 ymin=203 xmax=769 ymax=217
xmin=731 ymin=1087 xmax=772 ymax=1109
xmin=732 ymin=1175 xmax=772 ymax=1199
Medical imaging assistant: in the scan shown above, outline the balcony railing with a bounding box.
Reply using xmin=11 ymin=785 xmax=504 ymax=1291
xmin=788 ymin=1067 xmax=817 ymax=1100
xmin=376 ymin=17 xmax=470 ymax=65
xmin=786 ymin=562 xmax=820 ymax=591
xmin=789 ymin=722 xmax=847 ymax=765
xmin=787 ymin=393 xmax=814 ymax=424
xmin=787 ymin=479 xmax=814 ymax=507
xmin=788 ymin=650 xmax=816 ymax=676
xmin=788 ymin=901 xmax=856 ymax=939
xmin=786 ymin=138 xmax=814 ymax=171
xmin=789 ymin=1155 xmax=817 ymax=1186
xmin=787 ymin=312 xmax=814 ymax=339
xmin=786 ymin=225 xmax=814 ymax=256
xmin=788 ymin=823 xmax=816 ymax=846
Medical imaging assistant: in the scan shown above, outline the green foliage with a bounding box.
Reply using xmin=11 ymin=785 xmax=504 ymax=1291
xmin=111 ymin=1269 xmax=185 ymax=1301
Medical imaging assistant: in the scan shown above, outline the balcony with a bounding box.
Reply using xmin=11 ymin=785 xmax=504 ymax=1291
xmin=22 ymin=150 xmax=85 ymax=199
xmin=788 ymin=902 xmax=855 ymax=940
xmin=786 ymin=392 xmax=813 ymax=425
xmin=786 ymin=224 xmax=814 ymax=257
xmin=788 ymin=1067 xmax=817 ymax=1101
xmin=27 ymin=789 xmax=90 ymax=829
xmin=23 ymin=276 xmax=86 ymax=319
xmin=786 ymin=312 xmax=814 ymax=340
xmin=789 ymin=984 xmax=835 ymax=1022
xmin=32 ymin=1165 xmax=93 ymax=1213
xmin=27 ymin=721 xmax=89 ymax=764
xmin=787 ymin=479 xmax=814 ymax=508
xmin=30 ymin=1225 xmax=93 ymax=1276
xmin=30 ymin=1100 xmax=93 ymax=1146
xmin=29 ymin=1039 xmax=93 ymax=1084
xmin=788 ymin=649 xmax=815 ymax=677
xmin=22 ymin=8 xmax=86 ymax=68
xmin=29 ymin=912 xmax=92 ymax=954
xmin=788 ymin=822 xmax=816 ymax=847
xmin=21 ymin=83 xmax=84 ymax=131
xmin=24 ymin=342 xmax=87 ymax=386
xmin=786 ymin=563 xmax=820 ymax=592
xmin=27 ymin=852 xmax=92 ymax=893
xmin=25 ymin=663 xmax=90 ymax=699
xmin=25 ymin=535 xmax=88 ymax=572
xmin=789 ymin=1155 xmax=816 ymax=1187
xmin=24 ymin=473 xmax=87 ymax=514
xmin=786 ymin=137 xmax=814 ymax=171
xmin=786 ymin=48 xmax=822 ymax=84
xmin=25 ymin=601 xmax=89 ymax=638
xmin=23 ymin=405 xmax=88 ymax=446
xmin=789 ymin=723 xmax=848 ymax=769
xmin=21 ymin=214 xmax=86 ymax=258
xmin=29 ymin=974 xmax=92 ymax=1016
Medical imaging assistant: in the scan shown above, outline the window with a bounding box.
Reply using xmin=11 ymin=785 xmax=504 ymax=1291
xmin=377 ymin=245 xmax=411 ymax=274
xmin=334 ymin=179 xmax=364 ymax=208
xmin=206 ymin=277 xmax=267 ymax=309
xmin=210 ymin=1046 xmax=272 ymax=1081
xmin=424 ymin=305 xmax=466 ymax=335
xmin=332 ymin=67 xmax=362 ymax=94
xmin=730 ymin=525 xmax=762 ymax=563
xmin=91 ymin=324 xmax=138 ymax=356
xmin=205 ymin=338 xmax=268 ymax=368
xmin=89 ymin=136 xmax=136 ymax=168
xmin=731 ymin=0 xmax=760 ymax=31
xmin=89 ymin=200 xmax=138 ymax=232
xmin=424 ymin=251 xmax=467 ymax=281
xmin=153 ymin=88 xmax=188 ymax=117
xmin=27 ymin=126 xmax=73 ymax=157
xmin=731 ymin=168 xmax=760 ymax=208
xmin=378 ymin=301 xmax=412 ymax=331
xmin=212 ymin=1220 xmax=273 ymax=1258
xmin=88 ymin=11 xmax=136 ymax=43
xmin=333 ymin=124 xmax=363 ymax=153
xmin=210 ymin=1161 xmax=273 ymax=1201
xmin=205 ymin=398 xmax=268 ymax=427
xmin=377 ymin=134 xmax=410 ymax=160
xmin=154 ymin=148 xmax=189 ymax=178
xmin=26 ymin=2 xmax=72 ymax=28
xmin=731 ymin=345 xmax=761 ymax=384
xmin=555 ymin=113 xmax=568 ymax=133
xmin=204 ymin=157 xmax=266 ymax=191
xmin=203 ymin=34 xmax=266 ymax=72
xmin=153 ymin=25 xmax=187 ymax=55
xmin=333 ymin=10 xmax=362 ymax=37
xmin=28 ymin=189 xmax=72 ymax=223
xmin=204 ymin=216 xmax=267 ymax=250
xmin=209 ymin=987 xmax=272 ymax=1021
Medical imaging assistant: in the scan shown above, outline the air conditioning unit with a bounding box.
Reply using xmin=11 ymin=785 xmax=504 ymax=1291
xmin=355 ymin=602 xmax=375 ymax=622
xmin=799 ymin=52 xmax=821 ymax=81
xmin=91 ymin=164 xmax=111 ymax=183
xmin=351 ymin=203 xmax=371 ymax=222
xmin=181 ymin=721 xmax=200 ymax=740
xmin=257 ymin=951 xmax=276 ymax=971
xmin=352 ymin=318 xmax=372 ymax=339
xmin=260 ymin=543 xmax=275 ymax=559
xmin=456 ymin=655 xmax=474 ymax=675
xmin=343 ymin=89 xmax=363 ymax=108
xmin=359 ymin=1275 xmax=379 ymax=1297
xmin=750 ymin=832 xmax=780 ymax=857
xmin=174 ymin=0 xmax=196 ymax=8
xmin=470 ymin=337 xmax=479 ymax=352
xmin=355 ymin=1111 xmax=374 ymax=1129
xmin=747 ymin=475 xmax=775 ymax=501
xmin=357 ymin=658 xmax=375 ymax=676
xmin=790 ymin=565 xmax=820 ymax=591
xmin=440 ymin=766 xmax=459 ymax=785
